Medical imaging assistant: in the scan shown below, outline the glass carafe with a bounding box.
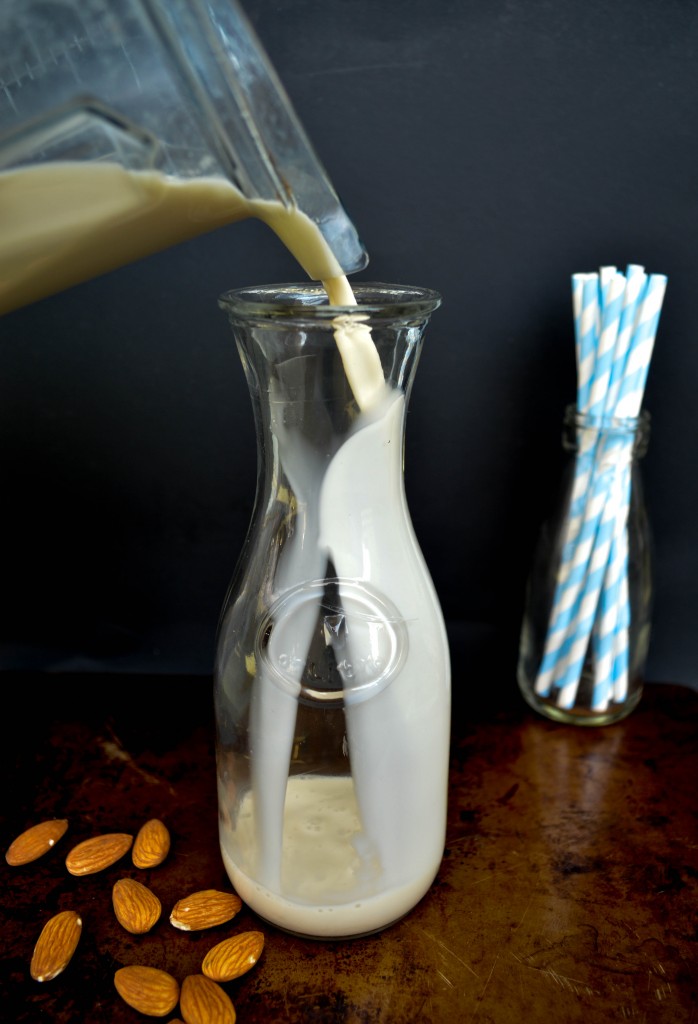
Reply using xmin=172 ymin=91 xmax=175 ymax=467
xmin=214 ymin=283 xmax=451 ymax=939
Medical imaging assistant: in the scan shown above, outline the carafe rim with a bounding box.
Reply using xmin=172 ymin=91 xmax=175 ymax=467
xmin=218 ymin=281 xmax=442 ymax=323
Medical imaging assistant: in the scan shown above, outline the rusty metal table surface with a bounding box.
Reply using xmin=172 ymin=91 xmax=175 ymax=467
xmin=1 ymin=673 xmax=696 ymax=1023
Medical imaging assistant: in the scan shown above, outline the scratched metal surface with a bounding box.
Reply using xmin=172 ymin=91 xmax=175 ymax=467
xmin=1 ymin=674 xmax=696 ymax=1023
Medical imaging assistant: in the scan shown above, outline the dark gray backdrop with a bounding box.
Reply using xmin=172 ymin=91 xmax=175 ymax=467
xmin=2 ymin=0 xmax=697 ymax=699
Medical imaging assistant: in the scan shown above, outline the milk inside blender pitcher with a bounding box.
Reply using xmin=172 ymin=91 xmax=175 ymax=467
xmin=0 ymin=0 xmax=368 ymax=314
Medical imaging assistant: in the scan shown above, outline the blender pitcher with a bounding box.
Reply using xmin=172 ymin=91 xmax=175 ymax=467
xmin=0 ymin=0 xmax=367 ymax=315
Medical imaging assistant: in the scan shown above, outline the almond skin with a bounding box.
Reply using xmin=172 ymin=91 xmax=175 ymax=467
xmin=201 ymin=931 xmax=265 ymax=982
xmin=132 ymin=818 xmax=171 ymax=869
xmin=6 ymin=819 xmax=69 ymax=866
xmin=65 ymin=833 xmax=133 ymax=876
xmin=30 ymin=910 xmax=82 ymax=982
xmin=114 ymin=965 xmax=180 ymax=1017
xmin=170 ymin=890 xmax=242 ymax=932
xmin=112 ymin=877 xmax=162 ymax=934
xmin=180 ymin=974 xmax=236 ymax=1024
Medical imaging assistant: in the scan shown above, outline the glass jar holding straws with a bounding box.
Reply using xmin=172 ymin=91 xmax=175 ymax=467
xmin=518 ymin=405 xmax=652 ymax=725
xmin=517 ymin=264 xmax=667 ymax=726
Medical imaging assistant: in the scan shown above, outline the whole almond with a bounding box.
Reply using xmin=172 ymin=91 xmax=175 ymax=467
xmin=6 ymin=819 xmax=69 ymax=866
xmin=170 ymin=890 xmax=241 ymax=932
xmin=30 ymin=910 xmax=82 ymax=982
xmin=132 ymin=818 xmax=171 ymax=869
xmin=114 ymin=965 xmax=179 ymax=1017
xmin=201 ymin=931 xmax=265 ymax=982
xmin=112 ymin=877 xmax=162 ymax=934
xmin=65 ymin=833 xmax=133 ymax=876
xmin=180 ymin=974 xmax=236 ymax=1024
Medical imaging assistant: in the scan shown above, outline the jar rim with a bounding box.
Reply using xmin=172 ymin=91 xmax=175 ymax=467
xmin=563 ymin=403 xmax=651 ymax=457
xmin=218 ymin=282 xmax=442 ymax=323
xmin=564 ymin=403 xmax=651 ymax=431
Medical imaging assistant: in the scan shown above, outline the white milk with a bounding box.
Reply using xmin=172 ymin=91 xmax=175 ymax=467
xmin=319 ymin=391 xmax=450 ymax=896
xmin=221 ymin=776 xmax=442 ymax=938
xmin=222 ymin=389 xmax=450 ymax=937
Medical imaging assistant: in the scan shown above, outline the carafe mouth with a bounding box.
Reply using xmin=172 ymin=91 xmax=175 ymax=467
xmin=218 ymin=282 xmax=442 ymax=325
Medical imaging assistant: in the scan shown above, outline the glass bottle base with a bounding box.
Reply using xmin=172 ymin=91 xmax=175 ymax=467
xmin=245 ymin=909 xmax=411 ymax=942
xmin=519 ymin=680 xmax=644 ymax=727
xmin=219 ymin=840 xmax=438 ymax=941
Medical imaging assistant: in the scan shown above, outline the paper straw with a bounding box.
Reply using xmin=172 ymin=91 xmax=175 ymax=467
xmin=590 ymin=460 xmax=632 ymax=710
xmin=576 ymin=274 xmax=601 ymax=414
xmin=534 ymin=451 xmax=617 ymax=696
xmin=533 ymin=273 xmax=600 ymax=699
xmin=535 ymin=269 xmax=619 ymax=697
xmin=604 ymin=265 xmax=647 ymax=416
xmin=614 ymin=274 xmax=667 ymax=419
xmin=572 ymin=274 xmax=586 ymax=355
xmin=612 ymin=530 xmax=631 ymax=702
xmin=590 ymin=563 xmax=621 ymax=711
xmin=553 ymin=461 xmax=626 ymax=707
xmin=588 ymin=272 xmax=626 ymax=417
xmin=590 ymin=274 xmax=666 ymax=706
xmin=555 ymin=428 xmax=633 ymax=709
xmin=560 ymin=274 xmax=612 ymax=568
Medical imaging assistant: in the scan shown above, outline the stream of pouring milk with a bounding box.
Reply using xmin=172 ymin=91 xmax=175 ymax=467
xmin=1 ymin=160 xmax=448 ymax=935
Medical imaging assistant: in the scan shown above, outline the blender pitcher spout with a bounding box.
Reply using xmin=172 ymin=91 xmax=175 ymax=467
xmin=139 ymin=0 xmax=368 ymax=274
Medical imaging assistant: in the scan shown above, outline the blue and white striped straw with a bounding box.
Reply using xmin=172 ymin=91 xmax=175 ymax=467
xmin=588 ymin=271 xmax=626 ymax=417
xmin=588 ymin=458 xmax=632 ymax=711
xmin=612 ymin=527 xmax=632 ymax=702
xmin=553 ymin=458 xmax=628 ymax=708
xmin=595 ymin=466 xmax=632 ymax=709
xmin=591 ymin=497 xmax=626 ymax=710
xmin=534 ymin=264 xmax=667 ymax=711
xmin=590 ymin=273 xmax=666 ymax=707
xmin=534 ymin=268 xmax=622 ymax=698
xmin=603 ymin=265 xmax=647 ymax=416
xmin=614 ymin=274 xmax=667 ymax=419
xmin=588 ymin=267 xmax=649 ymax=706
xmin=576 ymin=274 xmax=601 ymax=414
xmin=533 ymin=276 xmax=601 ymax=699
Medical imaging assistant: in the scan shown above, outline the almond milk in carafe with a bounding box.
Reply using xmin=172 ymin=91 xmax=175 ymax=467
xmin=215 ymin=285 xmax=451 ymax=939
